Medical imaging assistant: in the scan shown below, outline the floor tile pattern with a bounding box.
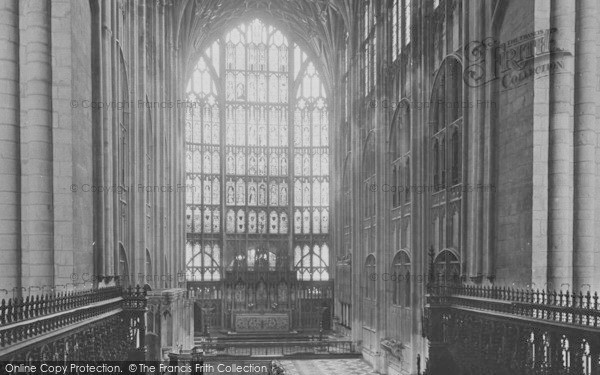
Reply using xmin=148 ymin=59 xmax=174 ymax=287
xmin=280 ymin=358 xmax=378 ymax=375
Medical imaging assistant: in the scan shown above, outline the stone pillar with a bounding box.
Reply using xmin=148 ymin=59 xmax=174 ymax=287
xmin=0 ymin=0 xmax=20 ymax=291
xmin=350 ymin=35 xmax=362 ymax=347
xmin=165 ymin=0 xmax=176 ymax=288
xmin=138 ymin=0 xmax=150 ymax=283
xmin=102 ymin=0 xmax=115 ymax=276
xmin=374 ymin=1 xmax=385 ymax=366
xmin=144 ymin=0 xmax=156 ymax=289
xmin=573 ymin=0 xmax=600 ymax=291
xmin=596 ymin=4 xmax=600 ymax=293
xmin=20 ymin=0 xmax=54 ymax=288
xmin=464 ymin=0 xmax=477 ymax=279
xmin=154 ymin=0 xmax=162 ymax=288
xmin=467 ymin=0 xmax=484 ymax=280
xmin=147 ymin=288 xmax=192 ymax=356
xmin=53 ymin=0 xmax=91 ymax=288
xmin=90 ymin=0 xmax=105 ymax=281
xmin=531 ymin=0 xmax=551 ymax=289
xmin=547 ymin=0 xmax=575 ymax=289
xmin=158 ymin=0 xmax=167 ymax=287
xmin=128 ymin=0 xmax=142 ymax=285
xmin=110 ymin=0 xmax=120 ymax=277
xmin=463 ymin=0 xmax=489 ymax=282
xmin=481 ymin=0 xmax=494 ymax=280
xmin=184 ymin=299 xmax=194 ymax=349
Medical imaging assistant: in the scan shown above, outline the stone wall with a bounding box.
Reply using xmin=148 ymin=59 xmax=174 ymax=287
xmin=0 ymin=0 xmax=94 ymax=290
xmin=0 ymin=0 xmax=20 ymax=291
xmin=146 ymin=288 xmax=194 ymax=360
xmin=0 ymin=0 xmax=186 ymax=295
xmin=335 ymin=1 xmax=600 ymax=374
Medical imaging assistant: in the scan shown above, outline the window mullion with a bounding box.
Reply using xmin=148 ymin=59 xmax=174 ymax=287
xmin=288 ymin=41 xmax=295 ymax=272
xmin=219 ymin=36 xmax=227 ymax=274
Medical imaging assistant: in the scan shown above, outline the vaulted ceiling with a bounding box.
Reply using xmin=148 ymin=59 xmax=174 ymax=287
xmin=174 ymin=0 xmax=359 ymax=92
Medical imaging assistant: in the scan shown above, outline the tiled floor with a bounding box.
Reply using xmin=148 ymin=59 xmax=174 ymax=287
xmin=280 ymin=358 xmax=378 ymax=375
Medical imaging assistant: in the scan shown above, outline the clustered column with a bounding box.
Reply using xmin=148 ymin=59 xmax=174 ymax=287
xmin=0 ymin=0 xmax=20 ymax=289
xmin=20 ymin=0 xmax=54 ymax=288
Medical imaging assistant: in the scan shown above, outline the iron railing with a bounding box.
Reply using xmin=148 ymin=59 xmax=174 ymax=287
xmin=0 ymin=284 xmax=147 ymax=360
xmin=427 ymin=283 xmax=600 ymax=328
xmin=424 ymin=283 xmax=600 ymax=375
xmin=0 ymin=286 xmax=121 ymax=326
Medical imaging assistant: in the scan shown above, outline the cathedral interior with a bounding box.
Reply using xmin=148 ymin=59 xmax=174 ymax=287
xmin=1 ymin=0 xmax=600 ymax=374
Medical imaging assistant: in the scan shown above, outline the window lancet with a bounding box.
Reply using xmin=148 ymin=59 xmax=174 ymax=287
xmin=433 ymin=249 xmax=460 ymax=284
xmin=365 ymin=255 xmax=376 ymax=300
xmin=392 ymin=251 xmax=411 ymax=307
xmin=430 ymin=57 xmax=463 ymax=255
xmin=390 ymin=104 xmax=411 ymax=208
xmin=363 ymin=133 xmax=376 ymax=218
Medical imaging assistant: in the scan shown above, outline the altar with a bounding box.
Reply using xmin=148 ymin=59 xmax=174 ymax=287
xmin=190 ymin=249 xmax=333 ymax=332
xmin=233 ymin=312 xmax=290 ymax=333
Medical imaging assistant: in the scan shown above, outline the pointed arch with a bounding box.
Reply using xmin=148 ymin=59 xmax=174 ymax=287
xmin=363 ymin=129 xmax=377 ymax=218
xmin=391 ymin=250 xmax=411 ymax=307
xmin=362 ymin=128 xmax=377 ymax=175
xmin=430 ymin=55 xmax=463 ymax=132
xmin=434 ymin=249 xmax=461 ymax=284
xmin=388 ymin=99 xmax=411 ymax=160
xmin=145 ymin=249 xmax=152 ymax=279
xmin=118 ymin=243 xmax=129 ymax=287
xmin=389 ymin=100 xmax=411 ymax=208
xmin=162 ymin=254 xmax=169 ymax=289
xmin=364 ymin=254 xmax=376 ymax=300
xmin=184 ymin=15 xmax=332 ymax=98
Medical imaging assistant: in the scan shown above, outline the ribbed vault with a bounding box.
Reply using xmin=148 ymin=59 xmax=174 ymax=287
xmin=175 ymin=0 xmax=356 ymax=92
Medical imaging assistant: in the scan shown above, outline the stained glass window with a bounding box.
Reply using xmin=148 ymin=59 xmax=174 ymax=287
xmin=185 ymin=19 xmax=330 ymax=282
xmin=186 ymin=241 xmax=221 ymax=281
xmin=294 ymin=243 xmax=329 ymax=281
xmin=248 ymin=210 xmax=257 ymax=233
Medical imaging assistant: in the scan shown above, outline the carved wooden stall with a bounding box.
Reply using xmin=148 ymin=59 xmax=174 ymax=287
xmin=0 ymin=284 xmax=148 ymax=362
xmin=424 ymin=283 xmax=600 ymax=375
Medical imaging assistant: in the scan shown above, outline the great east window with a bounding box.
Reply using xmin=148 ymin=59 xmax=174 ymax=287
xmin=184 ymin=19 xmax=330 ymax=283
